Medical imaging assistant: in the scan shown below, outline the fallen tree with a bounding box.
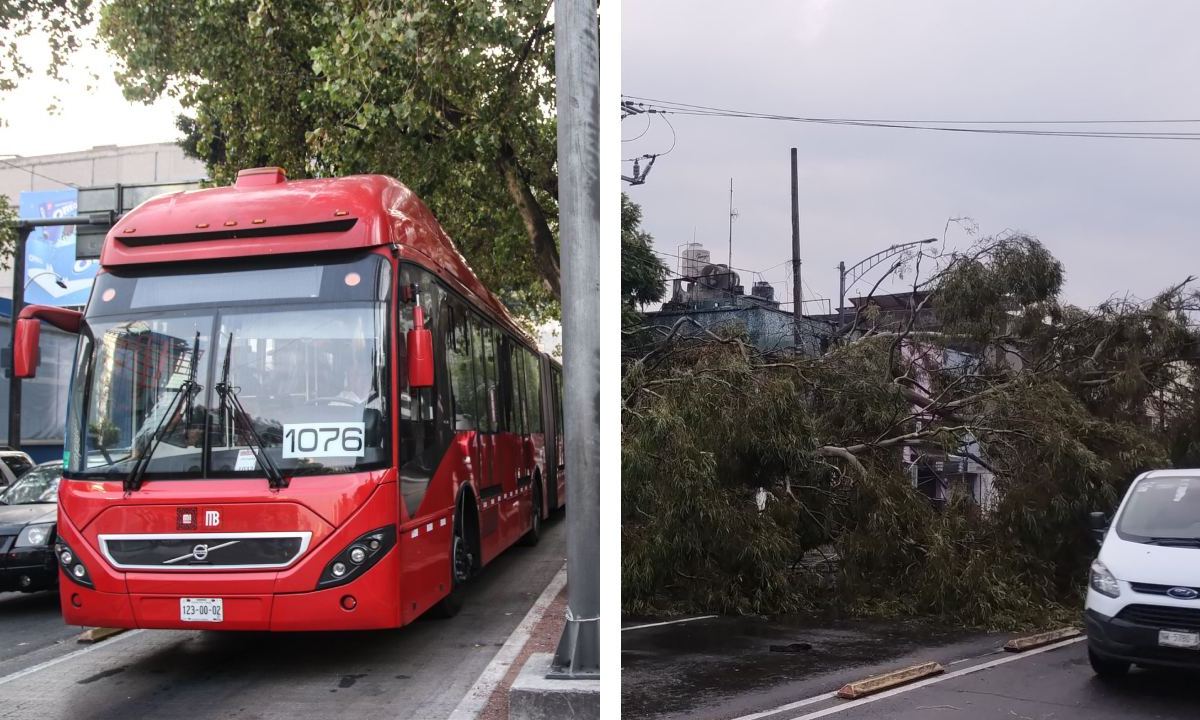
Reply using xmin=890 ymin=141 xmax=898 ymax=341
xmin=623 ymin=233 xmax=1200 ymax=627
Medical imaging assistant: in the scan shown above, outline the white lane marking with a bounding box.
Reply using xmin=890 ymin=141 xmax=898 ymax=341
xmin=727 ymin=691 xmax=839 ymax=720
xmin=447 ymin=562 xmax=567 ymax=720
xmin=622 ymin=615 xmax=718 ymax=632
xmin=0 ymin=628 xmax=145 ymax=687
xmin=774 ymin=636 xmax=1086 ymax=720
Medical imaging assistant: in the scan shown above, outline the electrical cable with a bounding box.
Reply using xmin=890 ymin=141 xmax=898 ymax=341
xmin=622 ymin=96 xmax=1200 ymax=141
xmin=0 ymin=157 xmax=79 ymax=188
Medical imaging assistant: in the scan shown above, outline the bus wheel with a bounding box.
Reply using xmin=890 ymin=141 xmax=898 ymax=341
xmin=518 ymin=482 xmax=542 ymax=547
xmin=431 ymin=502 xmax=473 ymax=619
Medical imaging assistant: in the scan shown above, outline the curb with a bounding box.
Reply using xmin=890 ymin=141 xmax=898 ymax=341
xmin=77 ymin=627 xmax=128 ymax=644
xmin=1004 ymin=627 xmax=1082 ymax=652
xmin=835 ymin=661 xmax=944 ymax=699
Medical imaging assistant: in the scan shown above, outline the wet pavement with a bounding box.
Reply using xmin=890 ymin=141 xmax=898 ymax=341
xmin=0 ymin=518 xmax=565 ymax=720
xmin=621 ymin=614 xmax=1005 ymax=719
xmin=623 ymin=616 xmax=1200 ymax=719
xmin=831 ymin=639 xmax=1200 ymax=720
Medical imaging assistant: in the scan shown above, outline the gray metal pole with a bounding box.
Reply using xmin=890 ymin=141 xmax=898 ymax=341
xmin=838 ymin=261 xmax=846 ymax=335
xmin=790 ymin=148 xmax=801 ymax=349
xmin=727 ymin=179 xmax=734 ymax=302
xmin=550 ymin=0 xmax=599 ymax=679
xmin=7 ymin=226 xmax=30 ymax=450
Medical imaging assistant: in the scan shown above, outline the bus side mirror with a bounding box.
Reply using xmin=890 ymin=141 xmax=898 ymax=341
xmin=407 ymin=304 xmax=434 ymax=389
xmin=12 ymin=318 xmax=41 ymax=379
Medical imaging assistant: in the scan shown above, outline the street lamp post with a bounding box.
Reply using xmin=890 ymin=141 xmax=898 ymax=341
xmin=25 ymin=271 xmax=68 ymax=291
xmin=837 ymin=238 xmax=938 ymax=333
xmin=6 ymin=214 xmax=111 ymax=450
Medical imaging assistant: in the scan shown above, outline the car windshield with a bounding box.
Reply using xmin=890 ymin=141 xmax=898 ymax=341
xmin=1116 ymin=476 xmax=1200 ymax=543
xmin=66 ymin=254 xmax=391 ymax=480
xmin=2 ymin=465 xmax=60 ymax=504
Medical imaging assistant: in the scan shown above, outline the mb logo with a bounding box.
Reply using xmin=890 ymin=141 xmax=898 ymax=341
xmin=177 ymin=508 xmax=221 ymax=530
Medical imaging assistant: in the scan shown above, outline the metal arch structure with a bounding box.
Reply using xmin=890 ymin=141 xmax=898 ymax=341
xmin=838 ymin=238 xmax=937 ymax=332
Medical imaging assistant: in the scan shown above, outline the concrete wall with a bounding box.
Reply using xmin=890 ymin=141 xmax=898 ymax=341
xmin=0 ymin=142 xmax=207 ymax=301
xmin=0 ymin=142 xmax=205 ymax=205
xmin=643 ymin=304 xmax=833 ymax=356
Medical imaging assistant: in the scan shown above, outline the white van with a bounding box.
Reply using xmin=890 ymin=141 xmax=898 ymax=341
xmin=1086 ymin=469 xmax=1200 ymax=676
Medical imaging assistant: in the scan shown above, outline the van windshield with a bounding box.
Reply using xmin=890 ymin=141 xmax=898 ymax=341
xmin=1116 ymin=476 xmax=1200 ymax=545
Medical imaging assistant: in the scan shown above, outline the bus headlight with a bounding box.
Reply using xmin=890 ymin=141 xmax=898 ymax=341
xmin=317 ymin=526 xmax=396 ymax=589
xmin=54 ymin=539 xmax=94 ymax=588
xmin=15 ymin=522 xmax=54 ymax=547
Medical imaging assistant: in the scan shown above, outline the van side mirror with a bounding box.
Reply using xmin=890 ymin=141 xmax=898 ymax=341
xmin=1088 ymin=511 xmax=1108 ymax=543
xmin=12 ymin=317 xmax=41 ymax=379
xmin=407 ymin=304 xmax=434 ymax=389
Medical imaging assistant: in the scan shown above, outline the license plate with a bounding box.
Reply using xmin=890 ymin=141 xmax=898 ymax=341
xmin=180 ymin=597 xmax=224 ymax=623
xmin=1158 ymin=630 xmax=1199 ymax=649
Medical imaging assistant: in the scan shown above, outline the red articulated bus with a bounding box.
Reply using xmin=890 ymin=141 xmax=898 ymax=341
xmin=13 ymin=167 xmax=565 ymax=630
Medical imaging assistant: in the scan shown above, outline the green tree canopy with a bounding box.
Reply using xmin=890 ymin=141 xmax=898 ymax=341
xmin=0 ymin=0 xmax=91 ymax=95
xmin=624 ymin=233 xmax=1200 ymax=626
xmin=95 ymin=0 xmax=560 ymax=322
xmin=621 ymin=193 xmax=668 ymax=311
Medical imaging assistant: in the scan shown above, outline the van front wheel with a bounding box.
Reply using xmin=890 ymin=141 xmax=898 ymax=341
xmin=1088 ymin=648 xmax=1130 ymax=678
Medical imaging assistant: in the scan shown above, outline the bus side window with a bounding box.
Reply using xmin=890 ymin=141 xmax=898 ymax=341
xmin=446 ymin=303 xmax=476 ymax=431
xmin=469 ymin=315 xmax=492 ymax=433
xmin=523 ymin=349 xmax=542 ymax=434
xmin=511 ymin=343 xmax=527 ymax=436
xmin=554 ymin=367 xmax=564 ymax=434
xmin=496 ymin=336 xmax=513 ymax=433
xmin=483 ymin=325 xmax=499 ymax=431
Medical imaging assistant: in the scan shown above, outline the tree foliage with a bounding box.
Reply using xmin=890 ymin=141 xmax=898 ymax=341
xmin=624 ymin=234 xmax=1200 ymax=627
xmin=0 ymin=0 xmax=91 ymax=94
xmin=95 ymin=0 xmax=560 ymax=321
xmin=621 ymin=193 xmax=668 ymax=313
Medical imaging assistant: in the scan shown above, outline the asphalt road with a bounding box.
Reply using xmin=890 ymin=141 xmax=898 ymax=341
xmin=0 ymin=516 xmax=564 ymax=720
xmin=813 ymin=639 xmax=1200 ymax=720
xmin=623 ymin=617 xmax=1200 ymax=719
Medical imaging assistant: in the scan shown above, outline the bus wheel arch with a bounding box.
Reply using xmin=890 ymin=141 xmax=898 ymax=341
xmin=457 ymin=484 xmax=482 ymax=575
xmin=519 ymin=475 xmax=543 ymax=547
xmin=431 ymin=484 xmax=478 ymax=619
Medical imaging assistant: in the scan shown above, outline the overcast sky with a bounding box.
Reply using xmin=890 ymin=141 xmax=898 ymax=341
xmin=0 ymin=32 xmax=182 ymax=157
xmin=622 ymin=0 xmax=1200 ymax=312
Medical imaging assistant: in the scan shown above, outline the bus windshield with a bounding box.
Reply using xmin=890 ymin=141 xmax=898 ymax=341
xmin=65 ymin=254 xmax=391 ymax=480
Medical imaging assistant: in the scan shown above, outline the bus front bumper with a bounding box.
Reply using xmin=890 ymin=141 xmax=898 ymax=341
xmin=60 ymin=547 xmax=403 ymax=631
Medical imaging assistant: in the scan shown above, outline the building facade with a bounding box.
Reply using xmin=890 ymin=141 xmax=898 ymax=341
xmin=0 ymin=143 xmax=207 ymax=461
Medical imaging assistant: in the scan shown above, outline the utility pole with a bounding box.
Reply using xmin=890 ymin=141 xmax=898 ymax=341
xmin=7 ymin=224 xmax=30 ymax=451
xmin=838 ymin=260 xmax=847 ymax=333
xmin=727 ymin=178 xmax=735 ymax=302
xmin=790 ymin=148 xmax=802 ymax=349
xmin=550 ymin=0 xmax=599 ymax=680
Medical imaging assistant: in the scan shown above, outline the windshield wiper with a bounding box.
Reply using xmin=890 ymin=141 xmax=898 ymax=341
xmin=1142 ymin=536 xmax=1200 ymax=546
xmin=125 ymin=331 xmax=203 ymax=492
xmin=215 ymin=332 xmax=287 ymax=489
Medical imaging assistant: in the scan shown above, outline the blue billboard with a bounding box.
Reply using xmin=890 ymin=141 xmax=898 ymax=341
xmin=18 ymin=188 xmax=99 ymax=307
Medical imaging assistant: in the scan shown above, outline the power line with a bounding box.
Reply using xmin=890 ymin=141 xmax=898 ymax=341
xmin=622 ymin=96 xmax=1200 ymax=141
xmin=0 ymin=157 xmax=79 ymax=189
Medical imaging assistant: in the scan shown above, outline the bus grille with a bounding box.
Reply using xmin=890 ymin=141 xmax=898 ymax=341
xmin=98 ymin=532 xmax=311 ymax=570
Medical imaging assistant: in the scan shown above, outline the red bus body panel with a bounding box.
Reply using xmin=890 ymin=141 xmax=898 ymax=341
xmin=57 ymin=172 xmax=557 ymax=632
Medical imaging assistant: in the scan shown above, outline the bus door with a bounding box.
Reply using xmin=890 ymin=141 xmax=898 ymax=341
xmin=470 ymin=317 xmax=502 ymax=541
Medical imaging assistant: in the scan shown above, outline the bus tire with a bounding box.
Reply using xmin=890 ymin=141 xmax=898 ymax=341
xmin=518 ymin=480 xmax=542 ymax=547
xmin=431 ymin=496 xmax=474 ymax=619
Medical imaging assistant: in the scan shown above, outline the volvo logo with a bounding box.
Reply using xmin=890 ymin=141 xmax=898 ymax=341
xmin=1167 ymin=587 xmax=1199 ymax=600
xmin=163 ymin=540 xmax=240 ymax=565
